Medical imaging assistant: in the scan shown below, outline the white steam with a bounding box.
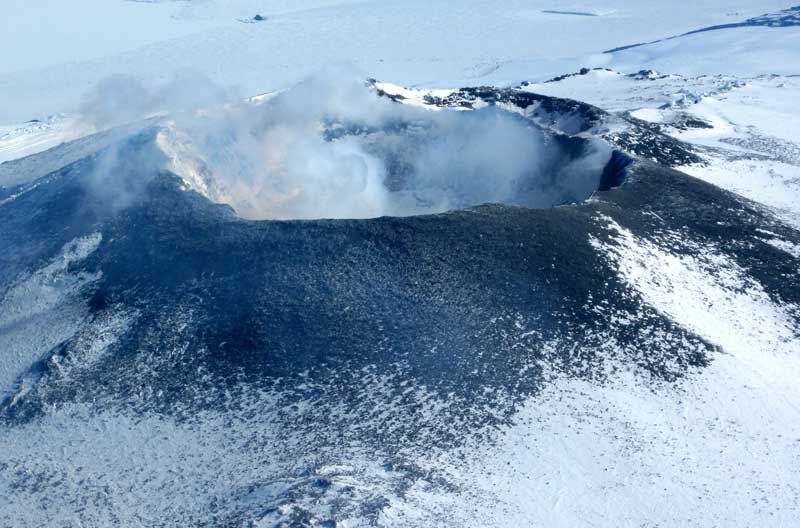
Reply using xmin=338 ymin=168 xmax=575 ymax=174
xmin=79 ymin=70 xmax=611 ymax=220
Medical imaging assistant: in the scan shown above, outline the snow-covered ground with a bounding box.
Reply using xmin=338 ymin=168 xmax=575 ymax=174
xmin=674 ymin=79 xmax=800 ymax=227
xmin=0 ymin=0 xmax=796 ymax=123
xmin=0 ymin=115 xmax=91 ymax=165
xmin=449 ymin=219 xmax=800 ymax=526
xmin=523 ymin=69 xmax=800 ymax=226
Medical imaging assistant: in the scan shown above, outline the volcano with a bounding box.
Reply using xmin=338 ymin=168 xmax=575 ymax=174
xmin=1 ymin=78 xmax=798 ymax=526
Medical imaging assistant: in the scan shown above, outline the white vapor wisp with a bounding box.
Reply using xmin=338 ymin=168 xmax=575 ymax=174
xmin=79 ymin=70 xmax=611 ymax=220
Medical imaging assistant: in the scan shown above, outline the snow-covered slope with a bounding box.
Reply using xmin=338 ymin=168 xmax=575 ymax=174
xmin=0 ymin=115 xmax=90 ymax=165
xmin=524 ymin=70 xmax=800 ymax=227
xmin=607 ymin=26 xmax=800 ymax=76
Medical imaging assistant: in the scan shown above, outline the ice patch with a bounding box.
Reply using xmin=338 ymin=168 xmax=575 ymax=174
xmin=0 ymin=371 xmax=457 ymax=526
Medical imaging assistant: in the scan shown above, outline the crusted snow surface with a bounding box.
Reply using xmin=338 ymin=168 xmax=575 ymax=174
xmin=0 ymin=366 xmax=474 ymax=527
xmin=675 ymin=77 xmax=800 ymax=227
xmin=0 ymin=234 xmax=102 ymax=401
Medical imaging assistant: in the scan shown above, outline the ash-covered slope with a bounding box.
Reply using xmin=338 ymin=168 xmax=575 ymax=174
xmin=1 ymin=85 xmax=799 ymax=526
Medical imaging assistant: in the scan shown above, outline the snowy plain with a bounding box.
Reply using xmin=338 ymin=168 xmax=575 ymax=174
xmin=0 ymin=0 xmax=795 ymax=123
